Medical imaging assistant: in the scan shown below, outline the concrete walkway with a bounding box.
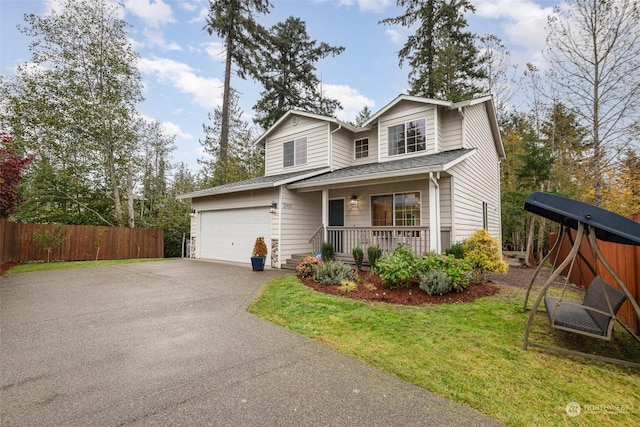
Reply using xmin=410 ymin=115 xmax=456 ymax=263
xmin=1 ymin=259 xmax=503 ymax=426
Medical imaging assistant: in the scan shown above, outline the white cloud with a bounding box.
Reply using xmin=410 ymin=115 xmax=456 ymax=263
xmin=357 ymin=0 xmax=394 ymax=13
xmin=160 ymin=120 xmax=193 ymax=141
xmin=204 ymin=42 xmax=226 ymax=62
xmin=473 ymin=0 xmax=554 ymax=51
xmin=179 ymin=2 xmax=198 ymax=12
xmin=385 ymin=28 xmax=403 ymax=45
xmin=124 ymin=0 xmax=174 ymax=28
xmin=323 ymin=84 xmax=375 ymax=122
xmin=137 ymin=56 xmax=223 ymax=109
xmin=140 ymin=114 xmax=193 ymax=141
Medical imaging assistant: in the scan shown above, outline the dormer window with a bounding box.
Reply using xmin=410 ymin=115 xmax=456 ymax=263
xmin=388 ymin=118 xmax=426 ymax=155
xmin=283 ymin=137 xmax=307 ymax=167
xmin=355 ymin=138 xmax=369 ymax=159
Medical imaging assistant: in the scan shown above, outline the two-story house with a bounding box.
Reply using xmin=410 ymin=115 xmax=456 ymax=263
xmin=178 ymin=94 xmax=505 ymax=268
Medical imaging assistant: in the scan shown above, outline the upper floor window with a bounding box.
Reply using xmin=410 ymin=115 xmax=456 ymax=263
xmin=388 ymin=118 xmax=426 ymax=155
xmin=283 ymin=137 xmax=307 ymax=167
xmin=355 ymin=138 xmax=369 ymax=159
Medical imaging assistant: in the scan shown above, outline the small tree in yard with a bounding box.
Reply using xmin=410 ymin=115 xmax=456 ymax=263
xmin=462 ymin=229 xmax=508 ymax=282
xmin=33 ymin=224 xmax=67 ymax=262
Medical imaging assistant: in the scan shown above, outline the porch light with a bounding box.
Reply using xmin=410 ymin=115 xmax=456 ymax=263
xmin=350 ymin=195 xmax=358 ymax=207
xmin=269 ymin=201 xmax=277 ymax=214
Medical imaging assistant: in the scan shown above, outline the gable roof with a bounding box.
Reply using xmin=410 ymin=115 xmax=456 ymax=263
xmin=362 ymin=94 xmax=505 ymax=160
xmin=254 ymin=110 xmax=358 ymax=147
xmin=288 ymin=148 xmax=475 ymax=190
xmin=177 ymin=167 xmax=329 ymax=199
xmin=362 ymin=95 xmax=452 ymax=127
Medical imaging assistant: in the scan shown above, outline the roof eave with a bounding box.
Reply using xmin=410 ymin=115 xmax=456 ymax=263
xmin=288 ymin=165 xmax=445 ymax=190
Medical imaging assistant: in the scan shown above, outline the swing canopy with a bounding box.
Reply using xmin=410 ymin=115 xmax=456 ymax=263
xmin=523 ymin=191 xmax=640 ymax=246
xmin=522 ymin=192 xmax=640 ymax=368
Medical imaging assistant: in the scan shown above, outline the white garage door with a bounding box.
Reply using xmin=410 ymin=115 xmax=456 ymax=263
xmin=199 ymin=208 xmax=271 ymax=264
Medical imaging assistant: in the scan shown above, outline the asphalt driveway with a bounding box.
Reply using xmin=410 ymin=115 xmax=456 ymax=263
xmin=1 ymin=259 xmax=503 ymax=426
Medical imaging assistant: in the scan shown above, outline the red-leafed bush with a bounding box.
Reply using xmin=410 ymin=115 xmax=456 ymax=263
xmin=0 ymin=132 xmax=33 ymax=218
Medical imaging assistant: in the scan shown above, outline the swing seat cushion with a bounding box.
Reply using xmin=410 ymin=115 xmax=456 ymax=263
xmin=544 ymin=277 xmax=627 ymax=337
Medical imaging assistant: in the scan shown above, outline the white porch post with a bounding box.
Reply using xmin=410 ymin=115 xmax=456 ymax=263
xmin=322 ymin=189 xmax=328 ymax=242
xmin=429 ymin=172 xmax=441 ymax=252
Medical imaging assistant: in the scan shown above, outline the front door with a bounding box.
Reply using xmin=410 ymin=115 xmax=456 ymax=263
xmin=328 ymin=199 xmax=344 ymax=253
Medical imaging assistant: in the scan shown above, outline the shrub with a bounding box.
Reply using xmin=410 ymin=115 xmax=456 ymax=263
xmin=419 ymin=253 xmax=472 ymax=292
xmin=313 ymin=260 xmax=353 ymax=285
xmin=374 ymin=245 xmax=419 ymax=289
xmin=419 ymin=270 xmax=453 ymax=295
xmin=462 ymin=229 xmax=508 ymax=282
xmin=367 ymin=245 xmax=382 ymax=269
xmin=352 ymin=247 xmax=364 ymax=270
xmin=296 ymin=255 xmax=321 ymax=278
xmin=338 ymin=280 xmax=357 ymax=293
xmin=252 ymin=237 xmax=268 ymax=257
xmin=321 ymin=242 xmax=335 ymax=261
xmin=444 ymin=242 xmax=465 ymax=259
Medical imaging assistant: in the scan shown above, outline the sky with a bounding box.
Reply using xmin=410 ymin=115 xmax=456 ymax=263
xmin=0 ymin=0 xmax=559 ymax=171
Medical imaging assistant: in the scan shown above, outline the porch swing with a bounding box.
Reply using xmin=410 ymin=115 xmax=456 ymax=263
xmin=521 ymin=192 xmax=640 ymax=368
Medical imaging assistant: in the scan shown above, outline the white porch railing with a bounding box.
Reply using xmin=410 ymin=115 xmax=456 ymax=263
xmin=313 ymin=226 xmax=451 ymax=256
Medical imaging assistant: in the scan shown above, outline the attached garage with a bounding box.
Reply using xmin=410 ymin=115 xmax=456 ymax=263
xmin=198 ymin=207 xmax=271 ymax=264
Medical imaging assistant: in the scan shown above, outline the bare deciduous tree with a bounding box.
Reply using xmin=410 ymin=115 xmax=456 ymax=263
xmin=546 ymin=0 xmax=640 ymax=206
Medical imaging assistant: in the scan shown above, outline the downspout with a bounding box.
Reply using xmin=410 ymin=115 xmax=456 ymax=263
xmin=277 ymin=186 xmax=283 ymax=268
xmin=329 ymin=124 xmax=342 ymax=171
xmin=429 ymin=172 xmax=441 ymax=253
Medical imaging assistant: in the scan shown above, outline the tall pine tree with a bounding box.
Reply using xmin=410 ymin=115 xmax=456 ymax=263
xmin=380 ymin=0 xmax=486 ymax=102
xmin=204 ymin=0 xmax=271 ymax=184
xmin=253 ymin=16 xmax=345 ymax=130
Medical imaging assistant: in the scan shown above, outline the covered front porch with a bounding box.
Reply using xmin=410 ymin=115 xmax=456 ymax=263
xmin=309 ymin=225 xmax=452 ymax=257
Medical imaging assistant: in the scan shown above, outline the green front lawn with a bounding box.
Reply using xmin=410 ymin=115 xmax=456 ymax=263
xmin=249 ymin=276 xmax=640 ymax=427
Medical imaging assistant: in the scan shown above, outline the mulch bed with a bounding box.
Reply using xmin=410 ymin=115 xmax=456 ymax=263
xmin=300 ymin=270 xmax=502 ymax=306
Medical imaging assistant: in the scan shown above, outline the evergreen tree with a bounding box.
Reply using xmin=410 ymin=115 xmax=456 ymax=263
xmin=380 ymin=0 xmax=486 ymax=102
xmin=253 ymin=16 xmax=345 ymax=130
xmin=539 ymin=103 xmax=588 ymax=199
xmin=354 ymin=106 xmax=373 ymax=127
xmin=138 ymin=121 xmax=176 ymax=220
xmin=200 ymin=90 xmax=263 ymax=187
xmin=204 ymin=0 xmax=272 ymax=184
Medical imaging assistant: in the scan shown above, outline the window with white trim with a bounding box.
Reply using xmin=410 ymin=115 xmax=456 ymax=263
xmin=388 ymin=118 xmax=426 ymax=155
xmin=355 ymin=138 xmax=369 ymax=159
xmin=283 ymin=137 xmax=307 ymax=167
xmin=371 ymin=192 xmax=421 ymax=226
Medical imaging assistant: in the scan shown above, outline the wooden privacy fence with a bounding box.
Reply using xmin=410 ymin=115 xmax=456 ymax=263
xmin=0 ymin=219 xmax=163 ymax=263
xmin=549 ymin=214 xmax=640 ymax=332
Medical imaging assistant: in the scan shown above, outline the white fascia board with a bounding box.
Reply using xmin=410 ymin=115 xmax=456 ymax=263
xmin=177 ymin=182 xmax=274 ymax=199
xmin=441 ymin=148 xmax=477 ymax=170
xmin=362 ymin=94 xmax=453 ymax=127
xmin=273 ymin=168 xmax=332 ymax=186
xmin=288 ymin=165 xmax=445 ymax=191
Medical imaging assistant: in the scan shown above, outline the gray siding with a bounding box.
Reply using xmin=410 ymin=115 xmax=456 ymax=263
xmin=441 ymin=109 xmax=463 ymax=152
xmin=264 ymin=117 xmax=329 ymax=176
xmin=448 ymin=102 xmax=501 ymax=242
xmin=278 ymin=187 xmax=322 ymax=262
xmin=331 ymin=127 xmax=354 ymax=170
